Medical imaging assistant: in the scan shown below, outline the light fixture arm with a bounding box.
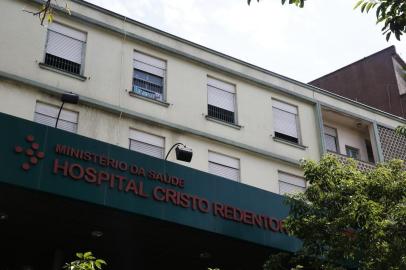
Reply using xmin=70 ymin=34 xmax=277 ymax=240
xmin=55 ymin=101 xmax=65 ymax=128
xmin=165 ymin=142 xmax=186 ymax=160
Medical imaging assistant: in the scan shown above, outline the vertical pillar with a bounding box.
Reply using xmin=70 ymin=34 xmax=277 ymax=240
xmin=315 ymin=102 xmax=326 ymax=158
xmin=372 ymin=121 xmax=385 ymax=162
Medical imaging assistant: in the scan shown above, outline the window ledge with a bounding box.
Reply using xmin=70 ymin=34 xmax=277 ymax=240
xmin=128 ymin=91 xmax=170 ymax=107
xmin=39 ymin=63 xmax=87 ymax=81
xmin=205 ymin=115 xmax=242 ymax=130
xmin=272 ymin=136 xmax=307 ymax=150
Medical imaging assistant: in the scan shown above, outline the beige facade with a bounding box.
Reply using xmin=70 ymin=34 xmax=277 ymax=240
xmin=1 ymin=0 xmax=405 ymax=194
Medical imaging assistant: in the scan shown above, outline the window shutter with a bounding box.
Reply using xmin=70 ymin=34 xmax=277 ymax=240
xmin=207 ymin=86 xmax=235 ymax=112
xmin=34 ymin=102 xmax=78 ymax=133
xmin=130 ymin=140 xmax=164 ymax=159
xmin=207 ymin=78 xmax=235 ymax=93
xmin=279 ymin=181 xmax=305 ymax=195
xmin=133 ymin=51 xmax=166 ymax=77
xmin=207 ymin=78 xmax=235 ymax=112
xmin=208 ymin=152 xmax=240 ymax=181
xmin=273 ymin=108 xmax=298 ymax=138
xmin=46 ymin=23 xmax=85 ymax=64
xmin=272 ymin=100 xmax=297 ymax=114
xmin=129 ymin=129 xmax=164 ymax=159
xmin=278 ymin=172 xmax=305 ymax=195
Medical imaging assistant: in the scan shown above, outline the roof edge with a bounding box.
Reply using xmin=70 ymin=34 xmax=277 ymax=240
xmin=309 ymin=46 xmax=397 ymax=84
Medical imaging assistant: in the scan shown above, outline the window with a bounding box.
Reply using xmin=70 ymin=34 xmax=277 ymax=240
xmin=44 ymin=23 xmax=86 ymax=75
xmin=278 ymin=172 xmax=306 ymax=196
xmin=345 ymin=146 xmax=360 ymax=159
xmin=133 ymin=51 xmax=166 ymax=102
xmin=324 ymin=125 xmax=339 ymax=152
xmin=365 ymin=139 xmax=375 ymax=163
xmin=272 ymin=100 xmax=300 ymax=144
xmin=129 ymin=129 xmax=164 ymax=159
xmin=207 ymin=77 xmax=236 ymax=124
xmin=34 ymin=102 xmax=78 ymax=133
xmin=208 ymin=151 xmax=240 ymax=181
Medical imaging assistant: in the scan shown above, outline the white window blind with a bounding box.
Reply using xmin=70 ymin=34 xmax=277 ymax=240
xmin=208 ymin=151 xmax=240 ymax=181
xmin=133 ymin=51 xmax=166 ymax=77
xmin=129 ymin=129 xmax=164 ymax=159
xmin=46 ymin=23 xmax=86 ymax=64
xmin=272 ymin=100 xmax=299 ymax=139
xmin=207 ymin=78 xmax=235 ymax=112
xmin=34 ymin=102 xmax=78 ymax=133
xmin=278 ymin=172 xmax=306 ymax=196
xmin=324 ymin=126 xmax=338 ymax=152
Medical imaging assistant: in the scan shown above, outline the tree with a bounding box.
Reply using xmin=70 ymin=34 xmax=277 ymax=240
xmin=247 ymin=0 xmax=406 ymax=41
xmin=396 ymin=125 xmax=406 ymax=137
xmin=63 ymin=251 xmax=107 ymax=270
xmin=23 ymin=0 xmax=71 ymax=25
xmin=264 ymin=155 xmax=406 ymax=270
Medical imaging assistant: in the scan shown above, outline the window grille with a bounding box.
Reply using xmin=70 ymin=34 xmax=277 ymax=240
xmin=45 ymin=23 xmax=86 ymax=75
xmin=207 ymin=77 xmax=236 ymax=124
xmin=133 ymin=51 xmax=166 ymax=101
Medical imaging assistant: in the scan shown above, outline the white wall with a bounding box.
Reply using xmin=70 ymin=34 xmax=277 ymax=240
xmin=323 ymin=119 xmax=372 ymax=162
xmin=0 ymin=0 xmax=321 ymax=166
xmin=0 ymin=81 xmax=303 ymax=193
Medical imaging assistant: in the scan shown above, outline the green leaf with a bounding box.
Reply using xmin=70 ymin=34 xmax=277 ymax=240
xmin=83 ymin=252 xmax=92 ymax=259
xmin=386 ymin=31 xmax=391 ymax=41
xmin=354 ymin=0 xmax=364 ymax=10
xmin=96 ymin=259 xmax=106 ymax=265
xmin=76 ymin=253 xmax=83 ymax=259
xmin=360 ymin=2 xmax=368 ymax=12
xmin=365 ymin=2 xmax=373 ymax=13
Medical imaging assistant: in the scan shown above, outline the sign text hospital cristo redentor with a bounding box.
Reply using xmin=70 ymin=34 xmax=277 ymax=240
xmin=52 ymin=144 xmax=288 ymax=234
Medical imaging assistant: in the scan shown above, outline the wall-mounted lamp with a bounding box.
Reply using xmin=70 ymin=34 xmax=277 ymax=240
xmin=0 ymin=212 xmax=8 ymax=221
xmin=165 ymin=143 xmax=193 ymax=162
xmin=55 ymin=92 xmax=79 ymax=128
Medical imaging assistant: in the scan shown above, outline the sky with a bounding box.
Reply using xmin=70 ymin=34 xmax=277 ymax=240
xmin=86 ymin=0 xmax=405 ymax=83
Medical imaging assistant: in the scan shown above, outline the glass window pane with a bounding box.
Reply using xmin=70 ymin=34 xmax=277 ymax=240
xmin=325 ymin=134 xmax=338 ymax=152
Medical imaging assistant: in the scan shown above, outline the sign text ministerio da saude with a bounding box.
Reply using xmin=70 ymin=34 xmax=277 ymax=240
xmin=52 ymin=144 xmax=287 ymax=234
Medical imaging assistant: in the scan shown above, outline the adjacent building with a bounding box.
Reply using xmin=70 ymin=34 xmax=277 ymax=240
xmin=0 ymin=0 xmax=405 ymax=269
xmin=310 ymin=46 xmax=406 ymax=119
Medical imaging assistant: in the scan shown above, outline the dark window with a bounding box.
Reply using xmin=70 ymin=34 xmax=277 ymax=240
xmin=365 ymin=139 xmax=375 ymax=163
xmin=275 ymin=132 xmax=299 ymax=144
xmin=346 ymin=146 xmax=360 ymax=159
xmin=133 ymin=69 xmax=164 ymax=101
xmin=45 ymin=54 xmax=81 ymax=75
xmin=208 ymin=105 xmax=235 ymax=124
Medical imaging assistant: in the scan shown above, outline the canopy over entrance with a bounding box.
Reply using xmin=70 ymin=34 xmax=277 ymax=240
xmin=0 ymin=183 xmax=275 ymax=270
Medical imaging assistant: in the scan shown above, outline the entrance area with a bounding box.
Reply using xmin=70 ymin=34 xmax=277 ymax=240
xmin=0 ymin=184 xmax=274 ymax=270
